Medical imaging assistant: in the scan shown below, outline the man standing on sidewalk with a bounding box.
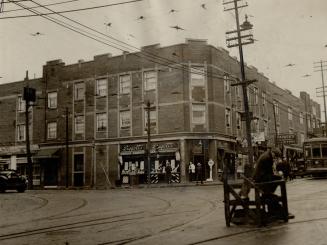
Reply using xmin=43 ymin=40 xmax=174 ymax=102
xmin=189 ymin=162 xmax=195 ymax=182
xmin=196 ymin=162 xmax=203 ymax=184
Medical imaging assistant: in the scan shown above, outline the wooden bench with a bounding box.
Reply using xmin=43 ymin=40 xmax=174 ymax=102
xmin=223 ymin=174 xmax=289 ymax=226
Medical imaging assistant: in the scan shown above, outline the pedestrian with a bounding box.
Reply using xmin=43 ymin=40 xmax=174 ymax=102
xmin=165 ymin=163 xmax=172 ymax=184
xmin=196 ymin=162 xmax=203 ymax=184
xmin=189 ymin=162 xmax=195 ymax=182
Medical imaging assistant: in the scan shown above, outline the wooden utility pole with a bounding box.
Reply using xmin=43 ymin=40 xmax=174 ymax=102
xmin=145 ymin=101 xmax=151 ymax=186
xmin=223 ymin=0 xmax=255 ymax=169
xmin=314 ymin=60 xmax=327 ymax=136
xmin=65 ymin=107 xmax=69 ymax=188
xmin=23 ymin=71 xmax=36 ymax=190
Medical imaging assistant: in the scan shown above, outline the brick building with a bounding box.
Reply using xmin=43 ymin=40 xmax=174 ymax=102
xmin=0 ymin=39 xmax=321 ymax=188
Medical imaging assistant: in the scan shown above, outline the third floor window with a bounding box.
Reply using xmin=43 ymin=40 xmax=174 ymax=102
xmin=74 ymin=82 xmax=85 ymax=101
xmin=144 ymin=71 xmax=156 ymax=91
xmin=190 ymin=67 xmax=205 ymax=87
xmin=96 ymin=79 xmax=107 ymax=97
xmin=120 ymin=74 xmax=131 ymax=94
xmin=47 ymin=91 xmax=57 ymax=109
xmin=17 ymin=96 xmax=26 ymax=112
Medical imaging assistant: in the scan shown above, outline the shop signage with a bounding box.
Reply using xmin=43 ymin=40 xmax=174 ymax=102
xmin=120 ymin=141 xmax=179 ymax=155
xmin=277 ymin=133 xmax=297 ymax=145
xmin=0 ymin=145 xmax=39 ymax=155
xmin=251 ymin=132 xmax=265 ymax=143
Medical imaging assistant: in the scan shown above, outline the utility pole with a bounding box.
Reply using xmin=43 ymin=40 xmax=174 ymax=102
xmin=23 ymin=71 xmax=36 ymax=190
xmin=65 ymin=107 xmax=69 ymax=188
xmin=272 ymin=103 xmax=278 ymax=146
xmin=145 ymin=101 xmax=151 ymax=186
xmin=314 ymin=60 xmax=327 ymax=136
xmin=223 ymin=0 xmax=255 ymax=169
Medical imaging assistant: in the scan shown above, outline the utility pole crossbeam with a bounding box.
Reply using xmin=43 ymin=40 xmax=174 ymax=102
xmin=314 ymin=60 xmax=327 ymax=136
xmin=223 ymin=0 xmax=255 ymax=170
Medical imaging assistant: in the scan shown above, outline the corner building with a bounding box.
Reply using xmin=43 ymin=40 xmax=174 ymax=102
xmin=0 ymin=39 xmax=321 ymax=188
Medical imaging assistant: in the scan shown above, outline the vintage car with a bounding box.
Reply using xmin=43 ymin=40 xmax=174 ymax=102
xmin=0 ymin=170 xmax=27 ymax=193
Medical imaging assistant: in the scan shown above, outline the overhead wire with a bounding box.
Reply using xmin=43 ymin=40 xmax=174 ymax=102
xmin=0 ymin=0 xmax=143 ymax=19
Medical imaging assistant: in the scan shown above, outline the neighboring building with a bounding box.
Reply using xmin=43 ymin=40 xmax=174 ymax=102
xmin=0 ymin=39 xmax=321 ymax=188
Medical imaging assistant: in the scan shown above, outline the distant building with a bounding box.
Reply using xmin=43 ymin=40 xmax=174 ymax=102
xmin=0 ymin=39 xmax=321 ymax=188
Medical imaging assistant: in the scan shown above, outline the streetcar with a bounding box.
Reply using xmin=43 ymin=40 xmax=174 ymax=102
xmin=303 ymin=137 xmax=327 ymax=176
xmin=282 ymin=145 xmax=305 ymax=178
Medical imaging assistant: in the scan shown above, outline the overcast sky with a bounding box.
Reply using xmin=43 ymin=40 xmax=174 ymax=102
xmin=1 ymin=0 xmax=327 ymax=104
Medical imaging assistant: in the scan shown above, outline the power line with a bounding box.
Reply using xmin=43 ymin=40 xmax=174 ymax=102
xmin=2 ymin=0 xmax=79 ymax=13
xmin=0 ymin=0 xmax=143 ymax=19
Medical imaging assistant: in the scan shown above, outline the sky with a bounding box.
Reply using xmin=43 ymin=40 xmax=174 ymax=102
xmin=0 ymin=0 xmax=327 ymax=105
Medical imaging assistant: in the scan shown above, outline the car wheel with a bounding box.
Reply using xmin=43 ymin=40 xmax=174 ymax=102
xmin=17 ymin=187 xmax=26 ymax=193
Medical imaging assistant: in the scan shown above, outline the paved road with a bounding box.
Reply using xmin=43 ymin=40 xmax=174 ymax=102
xmin=1 ymin=178 xmax=327 ymax=245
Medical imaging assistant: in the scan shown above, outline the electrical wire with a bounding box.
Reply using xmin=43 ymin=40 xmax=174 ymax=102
xmin=0 ymin=0 xmax=143 ymax=19
xmin=2 ymin=0 xmax=79 ymax=13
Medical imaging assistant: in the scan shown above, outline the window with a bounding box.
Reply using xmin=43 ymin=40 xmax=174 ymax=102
xmin=322 ymin=144 xmax=327 ymax=157
xmin=47 ymin=91 xmax=57 ymax=109
xmin=236 ymin=112 xmax=241 ymax=130
xmin=253 ymin=87 xmax=258 ymax=104
xmin=73 ymin=153 xmax=84 ymax=187
xmin=312 ymin=146 xmax=321 ymax=158
xmin=74 ymin=82 xmax=84 ymax=100
xmin=96 ymin=113 xmax=107 ymax=131
xmin=312 ymin=106 xmax=316 ymax=116
xmin=144 ymin=71 xmax=156 ymax=91
xmin=144 ymin=109 xmax=157 ymax=129
xmin=262 ymin=92 xmax=266 ymax=106
xmin=192 ymin=104 xmax=206 ymax=125
xmin=264 ymin=120 xmax=268 ymax=136
xmin=300 ymin=112 xmax=304 ymax=124
xmin=17 ymin=96 xmax=25 ymax=112
xmin=224 ymin=74 xmax=230 ymax=93
xmin=288 ymin=107 xmax=293 ymax=120
xmin=191 ymin=67 xmax=205 ymax=87
xmin=75 ymin=116 xmax=84 ymax=135
xmin=96 ymin=79 xmax=107 ymax=96
xmin=120 ymin=110 xmax=131 ymax=129
xmin=273 ymin=100 xmax=279 ymax=116
xmin=17 ymin=124 xmax=25 ymax=141
xmin=119 ymin=74 xmax=131 ymax=94
xmin=47 ymin=122 xmax=57 ymax=139
xmin=225 ymin=108 xmax=231 ymax=127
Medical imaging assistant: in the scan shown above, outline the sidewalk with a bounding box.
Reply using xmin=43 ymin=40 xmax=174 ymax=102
xmin=120 ymin=180 xmax=223 ymax=189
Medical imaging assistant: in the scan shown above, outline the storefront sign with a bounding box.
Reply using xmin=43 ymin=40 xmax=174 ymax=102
xmin=277 ymin=134 xmax=297 ymax=145
xmin=120 ymin=141 xmax=179 ymax=155
xmin=251 ymin=132 xmax=265 ymax=143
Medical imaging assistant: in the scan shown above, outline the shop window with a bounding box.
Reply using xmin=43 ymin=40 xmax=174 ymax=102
xmin=17 ymin=96 xmax=26 ymax=112
xmin=75 ymin=116 xmax=84 ymax=135
xmin=119 ymin=74 xmax=131 ymax=94
xmin=120 ymin=110 xmax=131 ymax=129
xmin=47 ymin=122 xmax=57 ymax=139
xmin=144 ymin=71 xmax=156 ymax=91
xmin=17 ymin=124 xmax=25 ymax=141
xmin=74 ymin=82 xmax=84 ymax=101
xmin=190 ymin=67 xmax=205 ymax=87
xmin=47 ymin=91 xmax=57 ymax=109
xmin=192 ymin=104 xmax=206 ymax=125
xmin=96 ymin=79 xmax=107 ymax=97
xmin=97 ymin=113 xmax=107 ymax=131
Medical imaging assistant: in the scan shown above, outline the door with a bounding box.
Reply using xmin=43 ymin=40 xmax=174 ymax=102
xmin=43 ymin=159 xmax=58 ymax=186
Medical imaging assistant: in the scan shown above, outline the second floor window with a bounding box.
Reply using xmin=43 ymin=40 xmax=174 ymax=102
xmin=144 ymin=109 xmax=157 ymax=130
xmin=192 ymin=104 xmax=206 ymax=125
xmin=96 ymin=113 xmax=107 ymax=131
xmin=75 ymin=116 xmax=84 ymax=135
xmin=47 ymin=122 xmax=57 ymax=139
xmin=17 ymin=96 xmax=26 ymax=112
xmin=144 ymin=71 xmax=156 ymax=91
xmin=17 ymin=124 xmax=25 ymax=141
xmin=120 ymin=110 xmax=131 ymax=129
xmin=288 ymin=107 xmax=293 ymax=120
xmin=96 ymin=79 xmax=107 ymax=96
xmin=48 ymin=92 xmax=57 ymax=109
xmin=300 ymin=112 xmax=304 ymax=124
xmin=74 ymin=82 xmax=85 ymax=101
xmin=120 ymin=74 xmax=131 ymax=94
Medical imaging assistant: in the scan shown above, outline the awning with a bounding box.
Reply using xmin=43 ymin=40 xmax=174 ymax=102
xmin=33 ymin=148 xmax=60 ymax=159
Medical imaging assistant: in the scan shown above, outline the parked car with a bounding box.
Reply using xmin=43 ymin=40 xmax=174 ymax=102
xmin=0 ymin=170 xmax=27 ymax=193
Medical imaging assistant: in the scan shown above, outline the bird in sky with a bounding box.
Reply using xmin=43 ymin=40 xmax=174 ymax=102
xmin=30 ymin=32 xmax=44 ymax=36
xmin=136 ymin=16 xmax=145 ymax=20
xmin=201 ymin=4 xmax=206 ymax=9
xmin=104 ymin=22 xmax=112 ymax=27
xmin=170 ymin=25 xmax=185 ymax=31
xmin=302 ymin=74 xmax=311 ymax=77
xmin=285 ymin=63 xmax=295 ymax=67
xmin=169 ymin=9 xmax=178 ymax=14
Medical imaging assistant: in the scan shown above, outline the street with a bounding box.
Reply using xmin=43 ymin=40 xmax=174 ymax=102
xmin=1 ymin=179 xmax=327 ymax=245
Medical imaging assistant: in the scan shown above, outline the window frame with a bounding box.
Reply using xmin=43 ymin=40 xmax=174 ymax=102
xmin=74 ymin=82 xmax=85 ymax=101
xmin=47 ymin=91 xmax=58 ymax=109
xmin=74 ymin=115 xmax=84 ymax=135
xmin=120 ymin=110 xmax=131 ymax=129
xmin=225 ymin=108 xmax=231 ymax=128
xmin=144 ymin=71 xmax=157 ymax=91
xmin=119 ymin=74 xmax=131 ymax=94
xmin=17 ymin=124 xmax=26 ymax=141
xmin=96 ymin=79 xmax=107 ymax=97
xmin=47 ymin=121 xmax=57 ymax=139
xmin=96 ymin=113 xmax=107 ymax=132
xmin=190 ymin=67 xmax=205 ymax=87
xmin=192 ymin=103 xmax=206 ymax=125
xmin=17 ymin=96 xmax=26 ymax=112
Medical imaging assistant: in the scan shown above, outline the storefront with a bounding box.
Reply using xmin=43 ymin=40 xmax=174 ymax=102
xmin=119 ymin=141 xmax=181 ymax=185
